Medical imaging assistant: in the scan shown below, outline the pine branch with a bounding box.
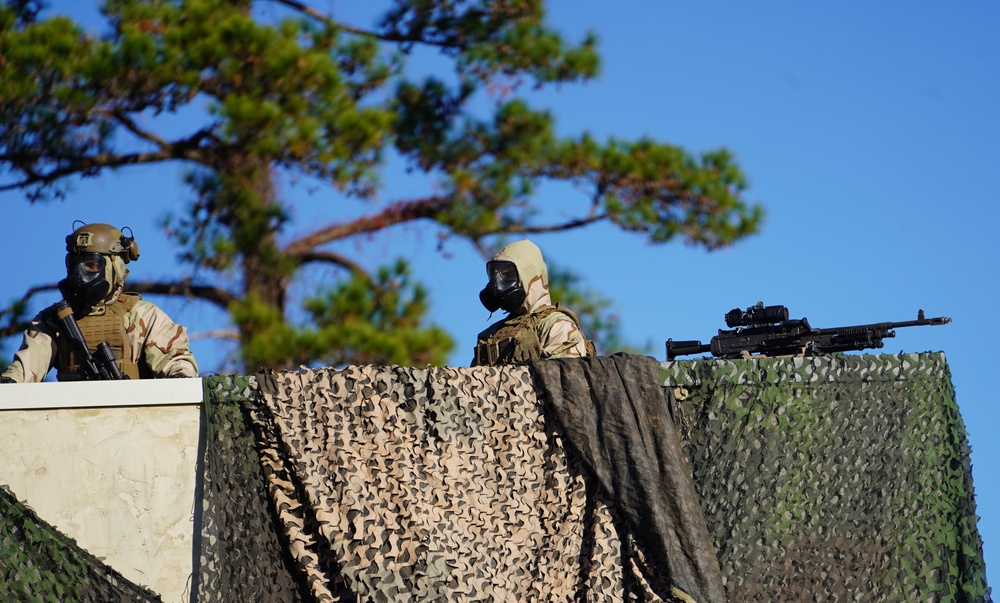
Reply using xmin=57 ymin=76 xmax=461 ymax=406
xmin=0 ymin=283 xmax=59 ymax=337
xmin=480 ymin=214 xmax=607 ymax=237
xmin=271 ymin=0 xmax=472 ymax=49
xmin=285 ymin=195 xmax=453 ymax=256
xmin=126 ymin=279 xmax=237 ymax=310
xmin=0 ymin=149 xmax=181 ymax=192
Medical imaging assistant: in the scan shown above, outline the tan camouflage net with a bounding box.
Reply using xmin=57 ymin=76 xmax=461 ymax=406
xmin=254 ymin=364 xmax=701 ymax=603
xmin=660 ymin=352 xmax=991 ymax=602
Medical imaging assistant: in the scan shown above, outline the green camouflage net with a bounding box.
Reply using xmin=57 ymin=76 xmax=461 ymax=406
xmin=660 ymin=352 xmax=991 ymax=602
xmin=193 ymin=375 xmax=305 ymax=603
xmin=0 ymin=484 xmax=162 ymax=603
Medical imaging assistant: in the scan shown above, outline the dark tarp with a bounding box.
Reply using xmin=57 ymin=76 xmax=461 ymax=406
xmin=528 ymin=353 xmax=726 ymax=603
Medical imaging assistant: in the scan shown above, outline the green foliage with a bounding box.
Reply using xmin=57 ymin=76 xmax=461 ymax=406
xmin=1 ymin=0 xmax=764 ymax=372
xmin=302 ymin=260 xmax=453 ymax=367
xmin=233 ymin=259 xmax=452 ymax=370
xmin=380 ymin=0 xmax=600 ymax=84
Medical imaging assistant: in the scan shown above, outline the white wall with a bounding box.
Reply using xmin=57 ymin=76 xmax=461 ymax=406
xmin=0 ymin=379 xmax=203 ymax=603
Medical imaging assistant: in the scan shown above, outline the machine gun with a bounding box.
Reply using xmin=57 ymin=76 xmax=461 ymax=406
xmin=666 ymin=302 xmax=951 ymax=361
xmin=52 ymin=300 xmax=127 ymax=380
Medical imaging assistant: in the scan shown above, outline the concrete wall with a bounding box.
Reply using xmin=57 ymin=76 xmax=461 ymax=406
xmin=0 ymin=379 xmax=203 ymax=603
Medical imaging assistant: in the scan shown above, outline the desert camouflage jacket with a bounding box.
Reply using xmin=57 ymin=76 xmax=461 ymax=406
xmin=473 ymin=240 xmax=590 ymax=366
xmin=2 ymin=293 xmax=198 ymax=382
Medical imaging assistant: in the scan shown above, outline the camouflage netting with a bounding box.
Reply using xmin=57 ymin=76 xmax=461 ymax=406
xmin=660 ymin=352 xmax=991 ymax=602
xmin=251 ymin=361 xmax=713 ymax=602
xmin=0 ymin=484 xmax=162 ymax=603
xmin=193 ymin=375 xmax=304 ymax=602
xmin=2 ymin=352 xmax=989 ymax=602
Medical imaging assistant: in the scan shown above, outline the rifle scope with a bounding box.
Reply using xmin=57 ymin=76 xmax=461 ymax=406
xmin=725 ymin=303 xmax=790 ymax=328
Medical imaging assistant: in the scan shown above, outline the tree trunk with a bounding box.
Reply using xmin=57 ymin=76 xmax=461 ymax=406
xmin=227 ymin=153 xmax=288 ymax=371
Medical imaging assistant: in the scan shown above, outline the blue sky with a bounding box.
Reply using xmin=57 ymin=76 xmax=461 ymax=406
xmin=4 ymin=1 xmax=998 ymax=589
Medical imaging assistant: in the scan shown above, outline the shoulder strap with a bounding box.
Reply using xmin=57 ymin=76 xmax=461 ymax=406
xmin=529 ymin=305 xmax=565 ymax=326
xmin=533 ymin=304 xmax=598 ymax=357
xmin=118 ymin=292 xmax=142 ymax=311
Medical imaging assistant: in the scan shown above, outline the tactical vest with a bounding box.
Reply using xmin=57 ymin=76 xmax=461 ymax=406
xmin=53 ymin=293 xmax=148 ymax=380
xmin=473 ymin=306 xmax=596 ymax=367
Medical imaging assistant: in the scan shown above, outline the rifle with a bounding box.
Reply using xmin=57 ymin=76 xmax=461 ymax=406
xmin=666 ymin=302 xmax=951 ymax=361
xmin=52 ymin=300 xmax=127 ymax=380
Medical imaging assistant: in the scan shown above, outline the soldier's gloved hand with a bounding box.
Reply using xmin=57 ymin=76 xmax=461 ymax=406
xmin=0 ymin=376 xmax=16 ymax=384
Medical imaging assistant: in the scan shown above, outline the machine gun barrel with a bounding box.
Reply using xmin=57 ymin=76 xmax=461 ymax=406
xmin=814 ymin=310 xmax=951 ymax=335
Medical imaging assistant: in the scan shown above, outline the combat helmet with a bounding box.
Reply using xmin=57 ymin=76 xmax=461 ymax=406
xmin=60 ymin=222 xmax=140 ymax=308
xmin=65 ymin=222 xmax=140 ymax=263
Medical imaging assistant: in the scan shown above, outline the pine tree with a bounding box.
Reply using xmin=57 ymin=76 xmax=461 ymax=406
xmin=0 ymin=0 xmax=762 ymax=371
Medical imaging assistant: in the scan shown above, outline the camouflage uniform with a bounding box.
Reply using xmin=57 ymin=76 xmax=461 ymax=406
xmin=1 ymin=223 xmax=198 ymax=382
xmin=2 ymin=293 xmax=198 ymax=382
xmin=472 ymin=240 xmax=592 ymax=367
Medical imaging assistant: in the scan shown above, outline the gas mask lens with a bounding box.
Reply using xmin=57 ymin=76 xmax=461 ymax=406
xmin=60 ymin=253 xmax=112 ymax=307
xmin=82 ymin=257 xmax=103 ymax=275
xmin=68 ymin=253 xmax=106 ymax=280
xmin=487 ymin=261 xmax=519 ymax=291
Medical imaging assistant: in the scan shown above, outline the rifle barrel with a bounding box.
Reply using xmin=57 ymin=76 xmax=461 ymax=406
xmin=816 ymin=314 xmax=951 ymax=335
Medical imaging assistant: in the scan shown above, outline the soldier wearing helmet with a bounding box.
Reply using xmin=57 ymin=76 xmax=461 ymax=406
xmin=1 ymin=222 xmax=198 ymax=382
xmin=472 ymin=239 xmax=595 ymax=366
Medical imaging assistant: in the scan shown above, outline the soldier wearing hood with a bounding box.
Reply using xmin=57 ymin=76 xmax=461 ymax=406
xmin=1 ymin=222 xmax=198 ymax=382
xmin=472 ymin=239 xmax=594 ymax=366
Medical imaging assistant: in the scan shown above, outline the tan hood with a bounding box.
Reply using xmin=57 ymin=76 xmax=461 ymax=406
xmin=100 ymin=255 xmax=129 ymax=307
xmin=492 ymin=239 xmax=551 ymax=315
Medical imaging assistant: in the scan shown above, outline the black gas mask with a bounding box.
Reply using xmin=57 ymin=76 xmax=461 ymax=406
xmin=479 ymin=260 xmax=526 ymax=313
xmin=59 ymin=252 xmax=112 ymax=308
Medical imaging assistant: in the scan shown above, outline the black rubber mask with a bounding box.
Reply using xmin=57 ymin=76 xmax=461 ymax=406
xmin=479 ymin=260 xmax=526 ymax=313
xmin=59 ymin=253 xmax=112 ymax=308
